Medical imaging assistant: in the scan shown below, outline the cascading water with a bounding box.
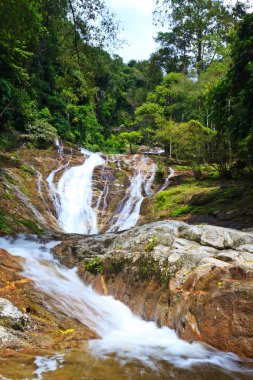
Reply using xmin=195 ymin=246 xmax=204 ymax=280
xmin=96 ymin=159 xmax=110 ymax=217
xmin=0 ymin=235 xmax=251 ymax=378
xmin=55 ymin=138 xmax=64 ymax=159
xmin=47 ymin=161 xmax=71 ymax=217
xmin=108 ymin=156 xmax=157 ymax=232
xmin=109 ymin=168 xmax=145 ymax=232
xmin=160 ymin=167 xmax=175 ymax=192
xmin=49 ymin=149 xmax=105 ymax=234
xmin=47 ymin=149 xmax=159 ymax=235
xmin=144 ymin=162 xmax=156 ymax=196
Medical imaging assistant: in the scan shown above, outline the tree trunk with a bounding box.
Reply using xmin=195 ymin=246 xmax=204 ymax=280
xmin=196 ymin=31 xmax=203 ymax=77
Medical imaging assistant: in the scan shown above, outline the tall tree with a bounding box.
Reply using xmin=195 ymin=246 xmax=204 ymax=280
xmin=154 ymin=0 xmax=247 ymax=75
xmin=207 ymin=12 xmax=253 ymax=173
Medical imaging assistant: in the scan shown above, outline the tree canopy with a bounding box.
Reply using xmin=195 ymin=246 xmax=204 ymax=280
xmin=0 ymin=0 xmax=252 ymax=179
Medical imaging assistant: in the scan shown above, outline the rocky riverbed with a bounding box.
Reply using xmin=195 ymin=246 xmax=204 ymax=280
xmin=1 ymin=143 xmax=253 ymax=367
xmin=52 ymin=221 xmax=253 ymax=358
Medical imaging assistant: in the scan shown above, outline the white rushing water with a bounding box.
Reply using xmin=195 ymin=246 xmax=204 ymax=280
xmin=108 ymin=156 xmax=156 ymax=233
xmin=48 ymin=149 xmax=104 ymax=234
xmin=108 ymin=169 xmax=145 ymax=232
xmin=54 ymin=138 xmax=64 ymax=159
xmin=47 ymin=161 xmax=71 ymax=217
xmin=47 ymin=150 xmax=158 ymax=235
xmin=0 ymin=235 xmax=249 ymax=375
xmin=160 ymin=167 xmax=175 ymax=192
xmin=144 ymin=162 xmax=156 ymax=196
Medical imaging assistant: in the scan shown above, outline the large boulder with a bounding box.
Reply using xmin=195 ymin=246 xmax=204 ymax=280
xmin=53 ymin=221 xmax=253 ymax=357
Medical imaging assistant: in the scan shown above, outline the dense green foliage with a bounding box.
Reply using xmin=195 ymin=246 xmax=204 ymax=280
xmin=0 ymin=0 xmax=252 ymax=179
xmin=0 ymin=0 xmax=162 ymax=151
xmin=153 ymin=0 xmax=248 ymax=75
xmin=207 ymin=13 xmax=253 ymax=176
xmin=135 ymin=2 xmax=252 ymax=178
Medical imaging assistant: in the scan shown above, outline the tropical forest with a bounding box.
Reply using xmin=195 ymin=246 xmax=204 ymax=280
xmin=0 ymin=0 xmax=253 ymax=379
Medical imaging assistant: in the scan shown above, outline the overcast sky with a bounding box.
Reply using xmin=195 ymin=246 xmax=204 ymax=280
xmin=104 ymin=0 xmax=253 ymax=64
xmin=104 ymin=0 xmax=157 ymax=63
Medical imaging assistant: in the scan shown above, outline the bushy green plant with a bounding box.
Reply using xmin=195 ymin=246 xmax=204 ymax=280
xmin=85 ymin=258 xmax=104 ymax=275
xmin=118 ymin=131 xmax=142 ymax=153
xmin=104 ymin=135 xmax=126 ymax=153
xmin=0 ymin=128 xmax=19 ymax=152
xmin=156 ymin=160 xmax=165 ymax=183
xmin=25 ymin=119 xmax=58 ymax=145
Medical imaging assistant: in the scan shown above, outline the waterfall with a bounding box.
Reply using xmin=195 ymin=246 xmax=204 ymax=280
xmin=55 ymin=138 xmax=64 ymax=158
xmin=48 ymin=151 xmax=155 ymax=235
xmin=46 ymin=150 xmax=172 ymax=235
xmin=160 ymin=167 xmax=174 ymax=192
xmin=108 ymin=156 xmax=157 ymax=233
xmin=0 ymin=235 xmax=249 ymax=375
xmin=144 ymin=162 xmax=156 ymax=196
xmin=49 ymin=149 xmax=104 ymax=234
xmin=108 ymin=169 xmax=145 ymax=232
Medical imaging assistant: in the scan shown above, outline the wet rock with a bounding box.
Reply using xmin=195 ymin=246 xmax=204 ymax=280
xmin=0 ymin=298 xmax=30 ymax=331
xmin=52 ymin=220 xmax=253 ymax=358
xmin=216 ymin=250 xmax=239 ymax=262
xmin=0 ymin=248 xmax=96 ymax=357
xmin=0 ymin=326 xmax=23 ymax=348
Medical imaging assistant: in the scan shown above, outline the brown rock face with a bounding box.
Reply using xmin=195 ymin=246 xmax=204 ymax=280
xmin=177 ymin=266 xmax=253 ymax=356
xmin=83 ymin=266 xmax=253 ymax=358
xmin=53 ymin=221 xmax=253 ymax=358
xmin=0 ymin=248 xmax=96 ymax=357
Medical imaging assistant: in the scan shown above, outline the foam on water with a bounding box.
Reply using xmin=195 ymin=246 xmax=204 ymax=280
xmin=0 ymin=235 xmax=251 ymax=374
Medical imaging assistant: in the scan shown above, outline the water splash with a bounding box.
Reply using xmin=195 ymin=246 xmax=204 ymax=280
xmin=0 ymin=235 xmax=251 ymax=375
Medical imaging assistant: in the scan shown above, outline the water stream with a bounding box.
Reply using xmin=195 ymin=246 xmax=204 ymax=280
xmin=48 ymin=149 xmax=105 ymax=234
xmin=0 ymin=147 xmax=252 ymax=379
xmin=47 ymin=150 xmax=158 ymax=234
xmin=160 ymin=167 xmax=175 ymax=192
xmin=108 ymin=169 xmax=145 ymax=232
xmin=0 ymin=236 xmax=252 ymax=380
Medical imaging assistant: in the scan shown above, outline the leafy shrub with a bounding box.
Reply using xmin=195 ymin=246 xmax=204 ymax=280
xmin=25 ymin=119 xmax=57 ymax=145
xmin=103 ymin=135 xmax=126 ymax=153
xmin=0 ymin=127 xmax=19 ymax=152
xmin=85 ymin=258 xmax=104 ymax=275
xmin=156 ymin=161 xmax=165 ymax=183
